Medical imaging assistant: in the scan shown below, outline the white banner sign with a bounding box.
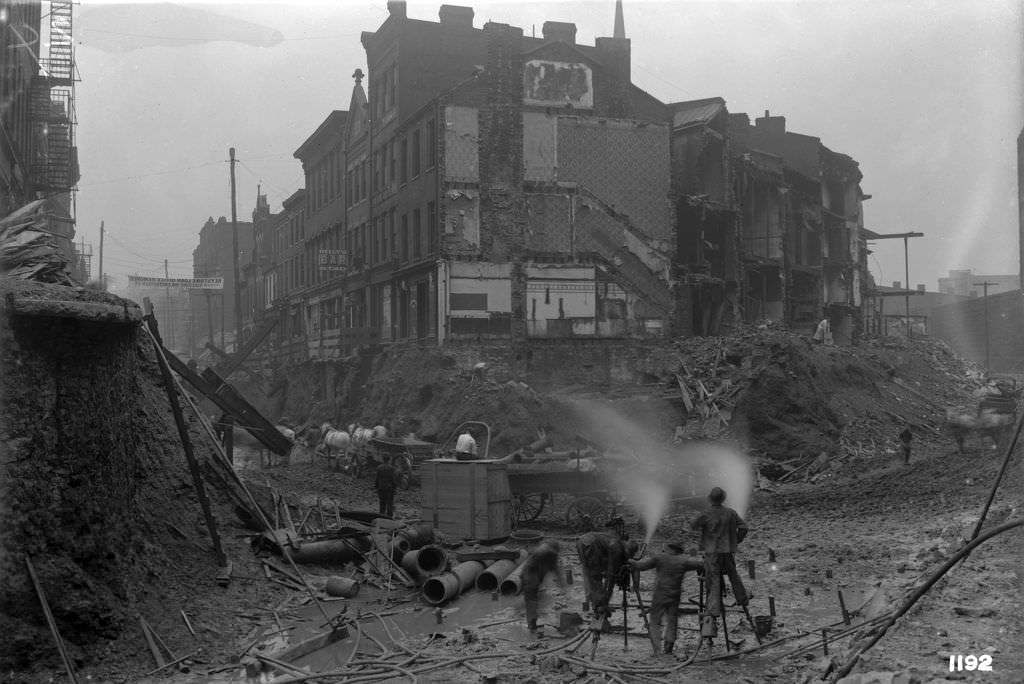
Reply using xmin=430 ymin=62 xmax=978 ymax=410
xmin=128 ymin=275 xmax=224 ymax=290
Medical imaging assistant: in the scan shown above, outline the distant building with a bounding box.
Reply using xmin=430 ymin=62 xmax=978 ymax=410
xmin=868 ymin=282 xmax=967 ymax=337
xmin=937 ymin=269 xmax=1019 ymax=298
xmin=191 ymin=216 xmax=255 ymax=350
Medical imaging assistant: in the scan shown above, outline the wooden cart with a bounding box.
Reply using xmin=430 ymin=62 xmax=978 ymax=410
xmin=350 ymin=436 xmax=436 ymax=489
xmin=506 ymin=461 xmax=613 ymax=531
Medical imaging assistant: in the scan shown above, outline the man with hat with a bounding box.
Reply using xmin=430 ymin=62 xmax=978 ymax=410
xmin=576 ymin=516 xmax=635 ymax=623
xmin=690 ymin=487 xmax=749 ymax=636
xmin=629 ymin=542 xmax=704 ymax=655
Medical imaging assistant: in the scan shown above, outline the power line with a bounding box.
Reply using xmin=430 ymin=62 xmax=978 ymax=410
xmin=79 ymin=27 xmax=361 ymax=43
xmin=78 ymin=161 xmax=223 ymax=187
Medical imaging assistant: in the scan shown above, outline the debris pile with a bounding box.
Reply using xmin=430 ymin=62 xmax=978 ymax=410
xmin=0 ymin=200 xmax=75 ymax=285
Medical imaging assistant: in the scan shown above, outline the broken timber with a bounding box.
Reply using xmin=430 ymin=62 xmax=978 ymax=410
xmin=159 ymin=347 xmax=291 ymax=457
xmin=4 ymin=293 xmax=141 ymax=324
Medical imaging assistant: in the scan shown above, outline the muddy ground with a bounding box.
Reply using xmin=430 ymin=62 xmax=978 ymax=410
xmin=19 ymin=419 xmax=1018 ymax=684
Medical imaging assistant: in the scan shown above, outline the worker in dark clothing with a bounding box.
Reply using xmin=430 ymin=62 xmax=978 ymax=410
xmin=689 ymin=487 xmax=749 ymax=636
xmin=629 ymin=543 xmax=704 ymax=655
xmin=576 ymin=517 xmax=635 ymax=621
xmin=374 ymin=456 xmax=399 ymax=517
xmin=899 ymin=426 xmax=913 ymax=464
xmin=521 ymin=540 xmax=565 ymax=633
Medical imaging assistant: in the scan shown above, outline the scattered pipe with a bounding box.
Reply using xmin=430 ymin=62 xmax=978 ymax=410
xmin=499 ymin=561 xmax=526 ymax=596
xmin=476 ymin=549 xmax=526 ymax=591
xmin=394 ymin=523 xmax=435 ymax=554
xmin=400 ymin=545 xmax=447 ymax=578
xmin=285 ymin=537 xmax=371 ymax=565
xmin=422 ymin=561 xmax=486 ymax=605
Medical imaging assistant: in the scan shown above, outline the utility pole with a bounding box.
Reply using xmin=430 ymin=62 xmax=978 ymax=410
xmin=866 ymin=231 xmax=923 ymax=338
xmin=229 ymin=147 xmax=241 ymax=353
xmin=98 ymin=220 xmax=105 ymax=291
xmin=974 ymin=280 xmax=997 ymax=369
xmin=164 ymin=259 xmax=175 ymax=348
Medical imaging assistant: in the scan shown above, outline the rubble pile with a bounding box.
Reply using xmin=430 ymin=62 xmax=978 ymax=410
xmin=666 ymin=324 xmax=988 ymax=474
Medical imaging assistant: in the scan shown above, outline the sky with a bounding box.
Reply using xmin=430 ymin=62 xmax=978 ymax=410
xmin=69 ymin=0 xmax=1023 ymax=295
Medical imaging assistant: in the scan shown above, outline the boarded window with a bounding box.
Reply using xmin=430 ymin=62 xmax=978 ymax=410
xmin=450 ymin=293 xmax=488 ymax=310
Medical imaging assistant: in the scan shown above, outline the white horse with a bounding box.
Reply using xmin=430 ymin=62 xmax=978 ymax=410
xmin=371 ymin=424 xmax=388 ymax=440
xmin=348 ymin=423 xmax=375 ymax=449
xmin=319 ymin=423 xmax=352 ymax=468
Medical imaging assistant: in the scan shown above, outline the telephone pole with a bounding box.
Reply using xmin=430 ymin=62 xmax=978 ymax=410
xmin=974 ymin=280 xmax=997 ymax=369
xmin=164 ymin=259 xmax=175 ymax=348
xmin=229 ymin=147 xmax=242 ymax=353
xmin=98 ymin=220 xmax=105 ymax=291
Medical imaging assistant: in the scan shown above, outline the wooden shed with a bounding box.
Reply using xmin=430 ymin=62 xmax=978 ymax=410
xmin=420 ymin=459 xmax=511 ymax=541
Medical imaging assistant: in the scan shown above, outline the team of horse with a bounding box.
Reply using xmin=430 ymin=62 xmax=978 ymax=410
xmin=316 ymin=422 xmax=388 ymax=470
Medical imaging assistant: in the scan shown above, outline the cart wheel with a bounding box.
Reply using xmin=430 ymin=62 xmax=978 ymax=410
xmin=566 ymin=496 xmax=607 ymax=532
xmin=512 ymin=493 xmax=545 ymax=524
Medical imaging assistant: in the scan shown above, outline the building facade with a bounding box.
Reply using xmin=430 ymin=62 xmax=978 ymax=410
xmin=937 ymin=269 xmax=1019 ymax=298
xmin=191 ymin=216 xmax=255 ymax=350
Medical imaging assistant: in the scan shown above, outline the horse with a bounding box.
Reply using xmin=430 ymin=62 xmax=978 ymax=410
xmin=945 ymin=408 xmax=1013 ymax=455
xmin=371 ymin=424 xmax=388 ymax=440
xmin=319 ymin=423 xmax=352 ymax=469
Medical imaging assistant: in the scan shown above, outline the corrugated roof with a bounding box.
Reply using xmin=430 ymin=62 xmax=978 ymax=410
xmin=670 ymin=97 xmax=725 ymax=129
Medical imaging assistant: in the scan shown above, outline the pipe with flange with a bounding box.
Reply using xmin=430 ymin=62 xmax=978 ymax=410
xmin=394 ymin=523 xmax=435 ymax=554
xmin=423 ymin=560 xmax=488 ymax=605
xmin=476 ymin=549 xmax=527 ymax=592
xmin=400 ymin=544 xmax=448 ymax=578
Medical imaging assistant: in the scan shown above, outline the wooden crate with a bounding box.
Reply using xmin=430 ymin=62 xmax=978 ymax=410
xmin=420 ymin=459 xmax=511 ymax=541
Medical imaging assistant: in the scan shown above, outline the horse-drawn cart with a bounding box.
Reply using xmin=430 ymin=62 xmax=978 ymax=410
xmin=506 ymin=458 xmax=614 ymax=531
xmin=349 ymin=436 xmax=436 ymax=489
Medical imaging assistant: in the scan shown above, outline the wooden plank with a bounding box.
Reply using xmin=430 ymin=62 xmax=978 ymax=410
xmin=271 ymin=626 xmax=349 ymax=664
xmin=455 ymin=550 xmax=521 ymax=562
xmin=26 ymin=557 xmax=80 ymax=684
xmin=215 ymin=316 xmax=278 ymax=377
xmin=139 ymin=616 xmax=166 ymax=668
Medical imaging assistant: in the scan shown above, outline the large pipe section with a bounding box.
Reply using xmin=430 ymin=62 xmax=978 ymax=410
xmin=499 ymin=561 xmax=527 ymax=596
xmin=393 ymin=523 xmax=435 ymax=554
xmin=476 ymin=550 xmax=526 ymax=592
xmin=422 ymin=560 xmax=488 ymax=605
xmin=284 ymin=536 xmax=371 ymax=565
xmin=400 ymin=544 xmax=448 ymax=579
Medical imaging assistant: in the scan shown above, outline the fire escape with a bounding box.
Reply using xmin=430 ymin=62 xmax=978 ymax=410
xmin=31 ymin=1 xmax=79 ymax=196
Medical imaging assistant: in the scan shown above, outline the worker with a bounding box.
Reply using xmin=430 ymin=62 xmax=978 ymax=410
xmin=576 ymin=516 xmax=635 ymax=623
xmin=520 ymin=539 xmax=565 ymax=634
xmin=374 ymin=455 xmax=399 ymax=518
xmin=454 ymin=430 xmax=478 ymax=460
xmin=899 ymin=426 xmax=913 ymax=464
xmin=629 ymin=542 xmax=704 ymax=655
xmin=689 ymin=487 xmax=749 ymax=636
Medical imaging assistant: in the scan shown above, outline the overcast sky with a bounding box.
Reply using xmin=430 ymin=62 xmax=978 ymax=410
xmin=72 ymin=0 xmax=1023 ymax=295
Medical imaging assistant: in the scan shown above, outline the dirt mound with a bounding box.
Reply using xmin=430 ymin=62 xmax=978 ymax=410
xmin=0 ymin=279 xmax=258 ymax=678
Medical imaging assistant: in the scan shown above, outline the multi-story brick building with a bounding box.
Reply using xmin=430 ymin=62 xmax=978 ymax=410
xmin=191 ymin=215 xmax=255 ymax=348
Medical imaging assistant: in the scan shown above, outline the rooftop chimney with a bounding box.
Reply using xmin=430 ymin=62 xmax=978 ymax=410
xmin=387 ymin=1 xmax=407 ymax=18
xmin=893 ymin=281 xmax=902 ymax=289
xmin=755 ymin=110 xmax=786 ymax=137
xmin=542 ymin=21 xmax=577 ymax=44
xmin=439 ymin=5 xmax=474 ymax=27
xmin=917 ymin=284 xmax=925 ymax=292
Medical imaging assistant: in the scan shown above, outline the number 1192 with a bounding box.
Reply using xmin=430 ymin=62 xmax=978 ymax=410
xmin=949 ymin=654 xmax=993 ymax=671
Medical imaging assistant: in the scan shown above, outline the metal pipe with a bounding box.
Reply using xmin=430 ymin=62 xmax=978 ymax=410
xmin=423 ymin=560 xmax=486 ymax=605
xmin=476 ymin=550 xmax=526 ymax=591
xmin=499 ymin=562 xmax=527 ymax=596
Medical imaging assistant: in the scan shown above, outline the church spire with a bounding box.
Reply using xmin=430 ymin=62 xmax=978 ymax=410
xmin=613 ymin=0 xmax=625 ymax=39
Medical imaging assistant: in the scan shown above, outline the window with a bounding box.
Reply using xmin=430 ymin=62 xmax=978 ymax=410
xmin=400 ymin=214 xmax=409 ymax=261
xmin=412 ymin=208 xmax=422 ymax=259
xmin=427 ymin=201 xmax=437 ymax=253
xmin=384 ymin=210 xmax=393 ymax=260
xmin=361 ymin=161 xmax=368 ymax=201
xmin=388 ymin=141 xmax=396 ymax=185
xmin=411 ymin=130 xmax=421 ymax=177
xmin=400 ymin=139 xmax=408 ymax=184
xmin=427 ymin=118 xmax=436 ymax=168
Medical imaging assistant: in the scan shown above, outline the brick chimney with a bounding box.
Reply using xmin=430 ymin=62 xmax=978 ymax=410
xmin=439 ymin=5 xmax=474 ymax=28
xmin=542 ymin=21 xmax=577 ymax=44
xmin=755 ymin=109 xmax=786 ymax=138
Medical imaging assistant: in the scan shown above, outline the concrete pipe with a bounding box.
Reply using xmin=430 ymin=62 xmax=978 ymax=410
xmin=422 ymin=560 xmax=486 ymax=606
xmin=499 ymin=561 xmax=527 ymax=596
xmin=394 ymin=523 xmax=435 ymax=554
xmin=402 ymin=544 xmax=448 ymax=577
xmin=476 ymin=550 xmax=527 ymax=592
xmin=284 ymin=536 xmax=371 ymax=565
xmin=325 ymin=576 xmax=360 ymax=598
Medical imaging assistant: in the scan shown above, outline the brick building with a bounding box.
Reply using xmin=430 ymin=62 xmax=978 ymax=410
xmin=191 ymin=216 xmax=255 ymax=349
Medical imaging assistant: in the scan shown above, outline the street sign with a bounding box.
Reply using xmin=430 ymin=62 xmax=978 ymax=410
xmin=318 ymin=249 xmax=349 ymax=272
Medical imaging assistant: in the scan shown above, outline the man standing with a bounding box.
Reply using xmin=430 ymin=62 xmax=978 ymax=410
xmin=374 ymin=455 xmax=399 ymax=517
xmin=520 ymin=539 xmax=565 ymax=634
xmin=629 ymin=543 xmax=703 ymax=655
xmin=899 ymin=426 xmax=913 ymax=465
xmin=576 ymin=517 xmax=633 ymax=622
xmin=689 ymin=487 xmax=749 ymax=636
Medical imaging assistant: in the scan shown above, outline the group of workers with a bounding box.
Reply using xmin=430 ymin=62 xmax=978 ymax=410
xmin=520 ymin=486 xmax=750 ymax=657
